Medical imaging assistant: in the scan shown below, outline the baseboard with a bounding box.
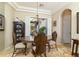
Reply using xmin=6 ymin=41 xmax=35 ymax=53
xmin=56 ymin=42 xmax=62 ymax=45
xmin=4 ymin=45 xmax=13 ymax=51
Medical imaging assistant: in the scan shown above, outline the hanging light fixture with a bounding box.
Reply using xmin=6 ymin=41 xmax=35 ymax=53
xmin=36 ymin=2 xmax=39 ymax=23
xmin=35 ymin=2 xmax=39 ymax=26
xmin=35 ymin=2 xmax=45 ymax=33
xmin=36 ymin=2 xmax=45 ymax=27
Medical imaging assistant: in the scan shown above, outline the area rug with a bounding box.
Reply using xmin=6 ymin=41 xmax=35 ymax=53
xmin=0 ymin=45 xmax=72 ymax=57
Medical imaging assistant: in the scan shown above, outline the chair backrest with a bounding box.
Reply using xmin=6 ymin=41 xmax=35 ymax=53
xmin=34 ymin=32 xmax=47 ymax=55
xmin=34 ymin=33 xmax=47 ymax=45
xmin=52 ymin=31 xmax=57 ymax=42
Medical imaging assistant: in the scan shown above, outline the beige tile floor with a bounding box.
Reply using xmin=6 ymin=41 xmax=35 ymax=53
xmin=0 ymin=44 xmax=72 ymax=57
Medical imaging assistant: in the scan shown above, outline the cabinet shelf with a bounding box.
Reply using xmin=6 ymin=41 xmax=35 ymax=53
xmin=13 ymin=21 xmax=25 ymax=42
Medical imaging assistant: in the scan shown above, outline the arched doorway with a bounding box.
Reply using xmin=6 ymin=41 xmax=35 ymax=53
xmin=62 ymin=9 xmax=72 ymax=44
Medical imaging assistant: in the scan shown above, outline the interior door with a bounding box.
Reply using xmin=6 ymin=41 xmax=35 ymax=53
xmin=62 ymin=15 xmax=71 ymax=43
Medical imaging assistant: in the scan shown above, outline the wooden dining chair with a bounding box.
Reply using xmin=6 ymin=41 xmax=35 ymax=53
xmin=49 ymin=31 xmax=58 ymax=50
xmin=12 ymin=32 xmax=27 ymax=57
xmin=32 ymin=33 xmax=47 ymax=57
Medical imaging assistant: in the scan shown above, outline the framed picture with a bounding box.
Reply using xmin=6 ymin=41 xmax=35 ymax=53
xmin=0 ymin=14 xmax=5 ymax=31
xmin=53 ymin=21 xmax=56 ymax=26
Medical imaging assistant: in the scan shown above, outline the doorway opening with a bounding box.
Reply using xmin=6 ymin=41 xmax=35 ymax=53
xmin=62 ymin=9 xmax=72 ymax=46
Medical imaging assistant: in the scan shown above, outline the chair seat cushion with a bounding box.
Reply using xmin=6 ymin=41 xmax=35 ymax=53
xmin=49 ymin=40 xmax=56 ymax=45
xmin=15 ymin=43 xmax=25 ymax=48
xmin=32 ymin=46 xmax=36 ymax=51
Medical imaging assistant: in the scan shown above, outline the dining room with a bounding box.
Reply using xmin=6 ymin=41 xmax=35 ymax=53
xmin=0 ymin=1 xmax=79 ymax=57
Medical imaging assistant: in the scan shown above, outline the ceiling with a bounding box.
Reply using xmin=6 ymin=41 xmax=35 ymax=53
xmin=15 ymin=2 xmax=71 ymax=15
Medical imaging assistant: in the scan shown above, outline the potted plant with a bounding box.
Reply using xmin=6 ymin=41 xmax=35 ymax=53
xmin=39 ymin=26 xmax=46 ymax=33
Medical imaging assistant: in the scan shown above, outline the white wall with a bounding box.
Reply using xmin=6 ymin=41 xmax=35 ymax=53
xmin=24 ymin=17 xmax=31 ymax=37
xmin=47 ymin=18 xmax=52 ymax=39
xmin=4 ymin=3 xmax=15 ymax=49
xmin=52 ymin=3 xmax=79 ymax=44
xmin=53 ymin=15 xmax=62 ymax=44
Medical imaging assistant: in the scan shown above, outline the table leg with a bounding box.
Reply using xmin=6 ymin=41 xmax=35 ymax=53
xmin=75 ymin=41 xmax=78 ymax=56
xmin=72 ymin=40 xmax=75 ymax=55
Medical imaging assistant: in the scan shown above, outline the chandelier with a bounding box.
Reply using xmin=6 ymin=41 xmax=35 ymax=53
xmin=36 ymin=2 xmax=44 ymax=24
